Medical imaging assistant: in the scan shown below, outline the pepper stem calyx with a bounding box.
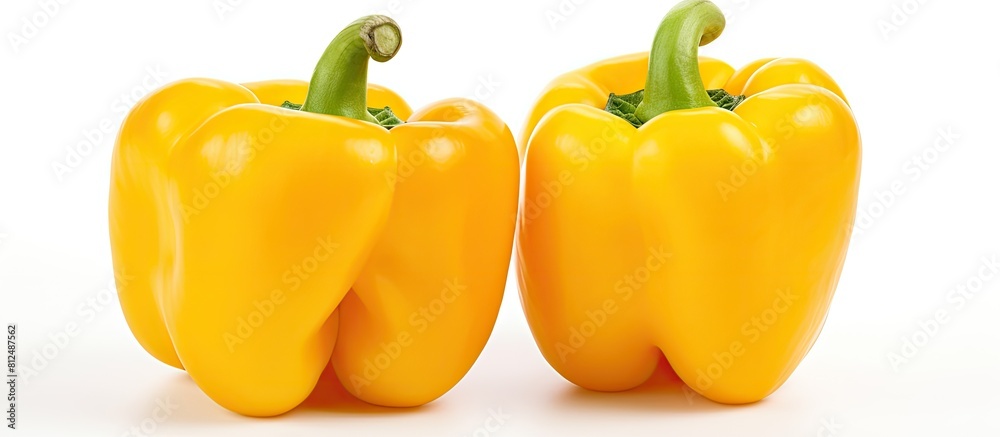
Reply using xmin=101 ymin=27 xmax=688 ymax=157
xmin=634 ymin=0 xmax=726 ymax=123
xmin=300 ymin=15 xmax=401 ymax=124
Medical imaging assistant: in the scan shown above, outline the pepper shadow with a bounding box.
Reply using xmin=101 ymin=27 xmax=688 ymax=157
xmin=554 ymin=356 xmax=766 ymax=414
xmin=151 ymin=362 xmax=430 ymax=424
xmin=149 ymin=372 xmax=248 ymax=424
xmin=289 ymin=363 xmax=432 ymax=417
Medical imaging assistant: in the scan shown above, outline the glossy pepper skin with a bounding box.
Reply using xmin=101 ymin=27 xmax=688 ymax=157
xmin=517 ymin=0 xmax=860 ymax=404
xmin=109 ymin=16 xmax=518 ymax=416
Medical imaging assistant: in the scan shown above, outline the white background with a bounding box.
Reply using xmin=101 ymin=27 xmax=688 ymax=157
xmin=2 ymin=0 xmax=999 ymax=435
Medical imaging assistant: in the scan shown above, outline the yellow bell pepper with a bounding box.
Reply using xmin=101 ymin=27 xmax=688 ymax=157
xmin=109 ymin=15 xmax=518 ymax=416
xmin=517 ymin=0 xmax=860 ymax=404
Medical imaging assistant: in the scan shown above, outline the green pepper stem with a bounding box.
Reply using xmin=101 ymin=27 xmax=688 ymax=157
xmin=634 ymin=0 xmax=725 ymax=123
xmin=300 ymin=15 xmax=401 ymax=123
